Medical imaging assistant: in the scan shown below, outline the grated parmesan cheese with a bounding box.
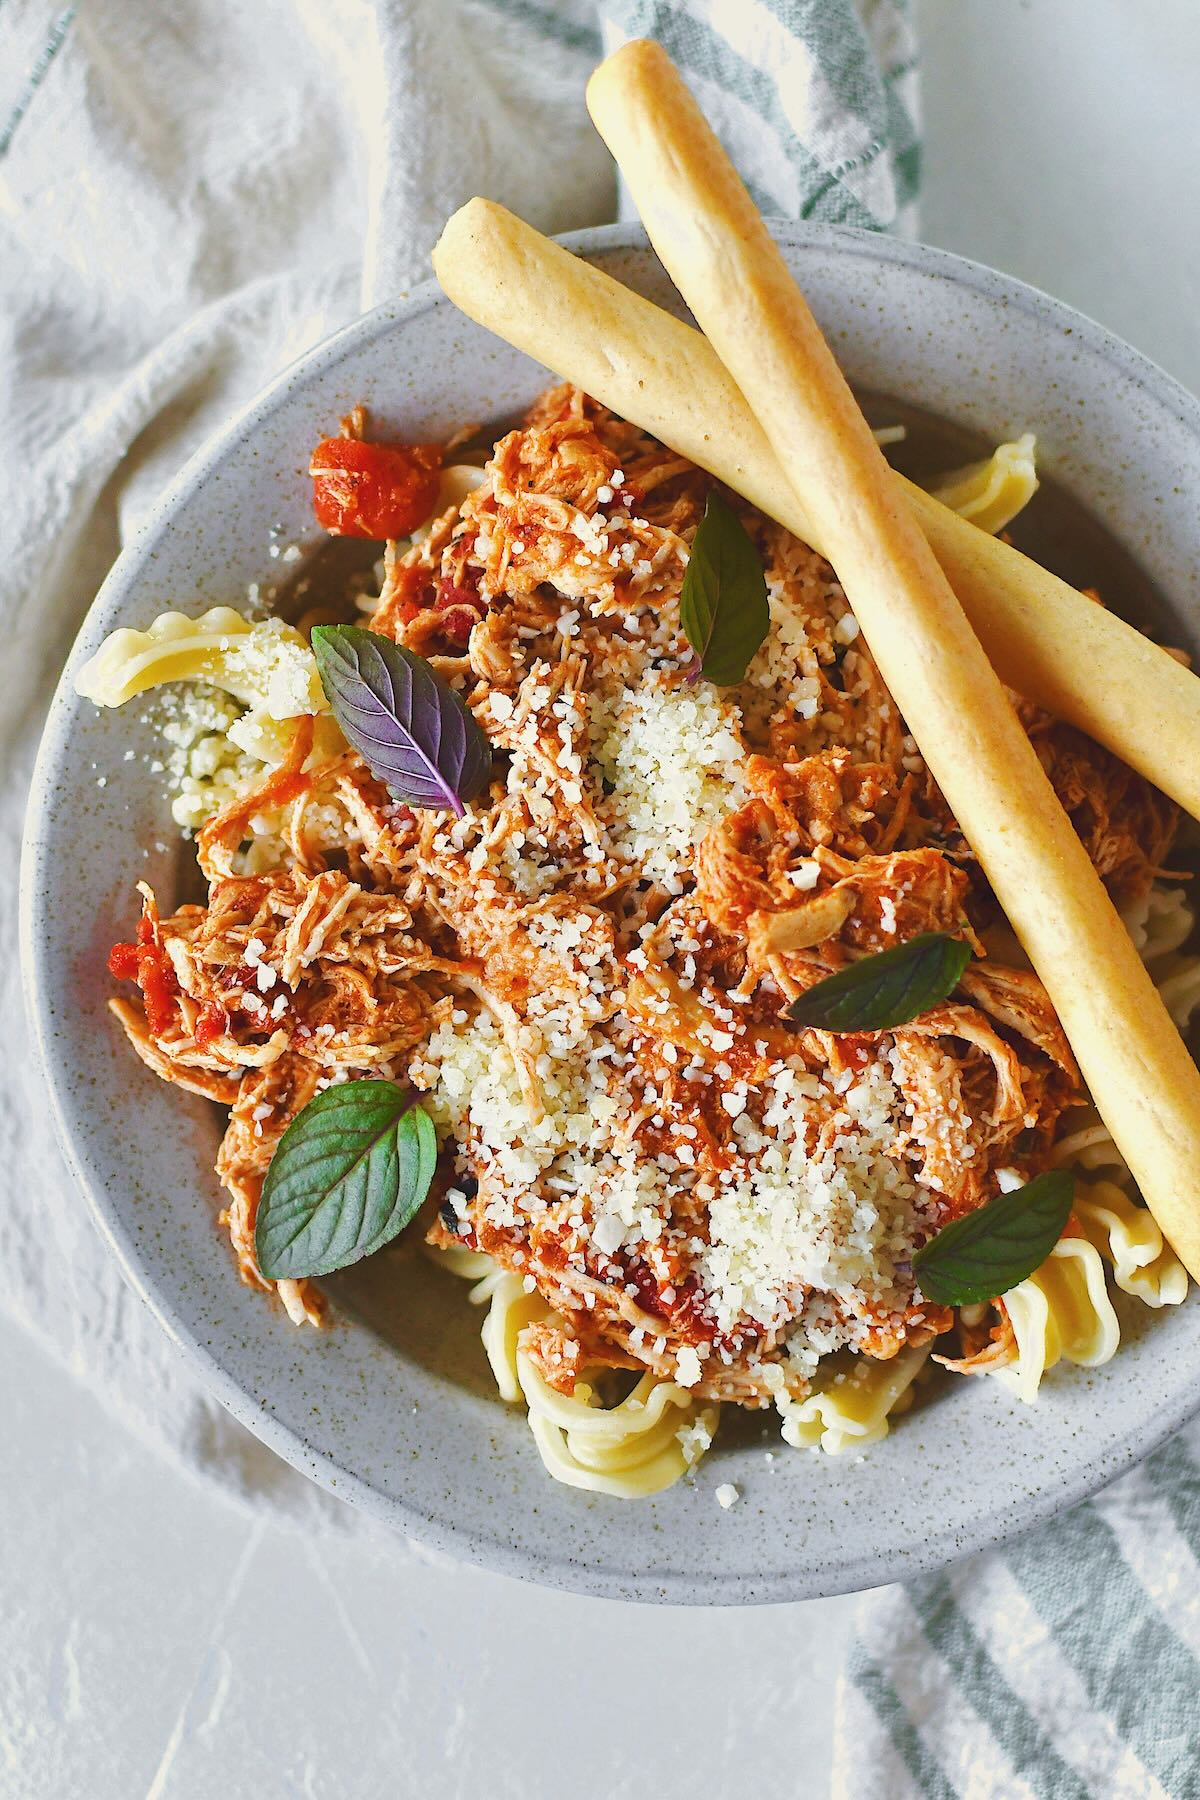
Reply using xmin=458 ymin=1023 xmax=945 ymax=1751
xmin=590 ymin=675 xmax=747 ymax=893
xmin=701 ymin=1059 xmax=921 ymax=1342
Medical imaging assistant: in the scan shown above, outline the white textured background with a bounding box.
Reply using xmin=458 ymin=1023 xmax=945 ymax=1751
xmin=7 ymin=2 xmax=1199 ymax=1795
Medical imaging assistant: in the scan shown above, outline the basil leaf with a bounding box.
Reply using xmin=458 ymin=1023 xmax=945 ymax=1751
xmin=312 ymin=624 xmax=491 ymax=816
xmin=255 ymin=1081 xmax=436 ymax=1280
xmin=912 ymin=1171 xmax=1075 ymax=1306
xmin=787 ymin=932 xmax=972 ymax=1032
xmin=679 ymin=490 xmax=770 ymax=684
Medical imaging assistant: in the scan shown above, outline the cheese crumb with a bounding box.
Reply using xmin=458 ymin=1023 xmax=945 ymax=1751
xmin=715 ymin=1483 xmax=740 ymax=1509
xmin=676 ymin=1417 xmax=713 ymax=1464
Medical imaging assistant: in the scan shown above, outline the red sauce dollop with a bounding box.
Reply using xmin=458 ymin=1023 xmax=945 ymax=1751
xmin=107 ymin=914 xmax=178 ymax=1037
xmin=194 ymin=1001 xmax=230 ymax=1047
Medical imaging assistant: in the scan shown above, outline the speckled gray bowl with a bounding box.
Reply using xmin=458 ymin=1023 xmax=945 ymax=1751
xmin=21 ymin=223 xmax=1200 ymax=1604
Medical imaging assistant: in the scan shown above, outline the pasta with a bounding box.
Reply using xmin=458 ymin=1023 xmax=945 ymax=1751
xmin=1044 ymin=887 xmax=1200 ymax=1181
xmin=76 ymin=607 xmax=327 ymax=716
xmin=431 ymin=1222 xmax=931 ymax=1480
xmin=1075 ymin=1181 xmax=1189 ymax=1309
xmin=1132 ymin=885 xmax=1200 ymax=1031
xmin=88 ymin=373 xmax=1196 ymax=1500
xmin=998 ymin=1236 xmax=1120 ymax=1405
xmin=75 ymin=607 xmax=345 ymax=839
xmin=411 ymin=465 xmax=488 ymax=543
xmin=948 ymin=893 xmax=1195 ymax=1403
xmin=765 ymin=1346 xmax=930 ymax=1455
xmin=518 ymin=1355 xmax=717 ymax=1497
xmin=480 ymin=1270 xmax=549 ymax=1404
xmin=432 ymin=1246 xmax=716 ymax=1491
xmin=425 ymin=1242 xmax=497 ymax=1284
xmin=925 ymin=433 xmax=1038 ymax=536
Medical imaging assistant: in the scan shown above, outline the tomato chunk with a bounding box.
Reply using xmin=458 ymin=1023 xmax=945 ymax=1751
xmin=309 ymin=437 xmax=442 ymax=539
xmin=194 ymin=1001 xmax=230 ymax=1047
xmin=108 ymin=914 xmax=179 ymax=1037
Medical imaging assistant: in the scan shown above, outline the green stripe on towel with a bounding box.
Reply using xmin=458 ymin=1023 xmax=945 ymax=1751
xmin=1008 ymin=1500 xmax=1200 ymax=1796
xmin=603 ymin=0 xmax=885 ymax=226
xmin=848 ymin=1646 xmax=962 ymax=1800
xmin=1143 ymin=1434 xmax=1200 ymax=1561
xmin=0 ymin=3 xmax=76 ymax=160
xmin=911 ymin=1575 xmax=1093 ymax=1800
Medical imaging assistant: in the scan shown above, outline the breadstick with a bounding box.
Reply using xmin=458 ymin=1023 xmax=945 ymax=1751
xmin=580 ymin=39 xmax=1200 ymax=1276
xmin=432 ymin=197 xmax=1200 ymax=823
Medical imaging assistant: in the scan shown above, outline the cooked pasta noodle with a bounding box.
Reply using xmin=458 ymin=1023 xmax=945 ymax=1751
xmin=411 ymin=465 xmax=488 ymax=543
xmin=77 ymin=607 xmax=346 ymax=843
xmin=962 ymin=885 xmax=1196 ymax=1402
xmin=433 ymin=1234 xmax=929 ymax=1476
xmin=429 ymin=1244 xmax=717 ymax=1488
xmin=1125 ymin=882 xmax=1200 ymax=1030
xmin=425 ymin=1243 xmax=498 ymax=1284
xmin=997 ymin=1237 xmax=1120 ymax=1404
xmin=1124 ymin=881 xmax=1194 ymax=959
xmin=480 ymin=1271 xmax=551 ymax=1404
xmin=925 ymin=433 xmax=1038 ymax=535
xmin=765 ymin=1346 xmax=930 ymax=1454
xmin=76 ymin=608 xmax=327 ymax=716
xmin=517 ymin=1351 xmax=718 ymax=1497
xmin=1045 ymin=890 xmax=1198 ymax=1178
xmin=1049 ymin=1110 xmax=1129 ymax=1179
xmin=1074 ymin=1180 xmax=1189 ymax=1308
xmin=226 ymin=708 xmax=344 ymax=768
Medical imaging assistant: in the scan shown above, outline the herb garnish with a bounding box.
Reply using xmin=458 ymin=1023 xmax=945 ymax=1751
xmin=787 ymin=932 xmax=972 ymax=1033
xmin=679 ymin=490 xmax=770 ymax=684
xmin=912 ymin=1171 xmax=1075 ymax=1306
xmin=312 ymin=624 xmax=491 ymax=816
xmin=255 ymin=1081 xmax=436 ymax=1281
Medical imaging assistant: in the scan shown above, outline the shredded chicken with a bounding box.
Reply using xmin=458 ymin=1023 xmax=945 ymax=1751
xmin=934 ymin=1304 xmax=1019 ymax=1375
xmin=107 ymin=381 xmax=1181 ymax=1409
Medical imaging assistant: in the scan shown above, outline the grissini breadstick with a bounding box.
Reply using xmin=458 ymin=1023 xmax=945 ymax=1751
xmin=432 ymin=197 xmax=1200 ymax=824
xmin=582 ymin=39 xmax=1200 ymax=1276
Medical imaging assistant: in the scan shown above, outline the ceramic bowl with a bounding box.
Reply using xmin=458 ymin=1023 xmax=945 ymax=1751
xmin=21 ymin=223 xmax=1200 ymax=1604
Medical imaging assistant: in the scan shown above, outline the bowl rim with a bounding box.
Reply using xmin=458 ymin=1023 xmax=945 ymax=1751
xmin=21 ymin=218 xmax=1200 ymax=1604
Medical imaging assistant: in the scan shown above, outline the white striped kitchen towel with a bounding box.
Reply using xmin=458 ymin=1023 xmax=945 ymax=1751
xmin=591 ymin=0 xmax=921 ymax=231
xmin=4 ymin=0 xmax=919 ymax=1509
xmin=835 ymin=1426 xmax=1200 ymax=1797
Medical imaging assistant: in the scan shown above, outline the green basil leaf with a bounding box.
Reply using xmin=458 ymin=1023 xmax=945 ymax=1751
xmin=679 ymin=490 xmax=770 ymax=684
xmin=255 ymin=1080 xmax=436 ymax=1280
xmin=912 ymin=1170 xmax=1075 ymax=1306
xmin=787 ymin=932 xmax=972 ymax=1032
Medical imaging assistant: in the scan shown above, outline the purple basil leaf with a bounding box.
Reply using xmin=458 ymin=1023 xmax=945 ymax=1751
xmin=311 ymin=624 xmax=491 ymax=816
